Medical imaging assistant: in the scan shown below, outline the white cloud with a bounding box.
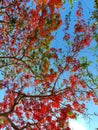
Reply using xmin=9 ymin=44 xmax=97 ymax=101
xmin=69 ymin=119 xmax=87 ymax=130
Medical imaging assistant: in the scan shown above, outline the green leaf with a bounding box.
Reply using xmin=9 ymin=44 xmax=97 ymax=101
xmin=68 ymin=0 xmax=77 ymax=8
xmin=62 ymin=0 xmax=66 ymax=4
xmin=68 ymin=111 xmax=74 ymax=116
xmin=69 ymin=0 xmax=73 ymax=8
xmin=80 ymin=56 xmax=93 ymax=69
xmin=10 ymin=18 xmax=16 ymax=26
xmin=80 ymin=57 xmax=87 ymax=62
xmin=0 ymin=80 xmax=3 ymax=89
xmin=0 ymin=120 xmax=3 ymax=124
xmin=81 ymin=63 xmax=89 ymax=69
xmin=69 ymin=0 xmax=72 ymax=5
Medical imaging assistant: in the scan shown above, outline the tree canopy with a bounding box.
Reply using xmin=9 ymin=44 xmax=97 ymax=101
xmin=0 ymin=0 xmax=98 ymax=130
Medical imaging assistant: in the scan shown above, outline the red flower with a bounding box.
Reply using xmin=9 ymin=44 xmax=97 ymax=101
xmin=73 ymin=101 xmax=80 ymax=110
xmin=82 ymin=35 xmax=92 ymax=46
xmin=76 ymin=10 xmax=83 ymax=17
xmin=63 ymin=33 xmax=70 ymax=40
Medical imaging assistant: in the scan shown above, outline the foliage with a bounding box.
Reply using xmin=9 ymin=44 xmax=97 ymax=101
xmin=0 ymin=0 xmax=97 ymax=130
xmin=91 ymin=0 xmax=98 ymax=42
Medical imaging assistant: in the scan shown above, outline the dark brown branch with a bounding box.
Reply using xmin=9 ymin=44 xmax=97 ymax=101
xmin=0 ymin=56 xmax=34 ymax=73
xmin=0 ymin=63 xmax=17 ymax=69
xmin=0 ymin=2 xmax=16 ymax=9
xmin=7 ymin=116 xmax=21 ymax=130
xmin=0 ymin=20 xmax=7 ymax=23
xmin=51 ymin=64 xmax=67 ymax=93
xmin=87 ymin=68 xmax=98 ymax=87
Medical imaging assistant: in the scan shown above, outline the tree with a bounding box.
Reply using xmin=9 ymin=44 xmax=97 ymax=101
xmin=0 ymin=0 xmax=97 ymax=129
